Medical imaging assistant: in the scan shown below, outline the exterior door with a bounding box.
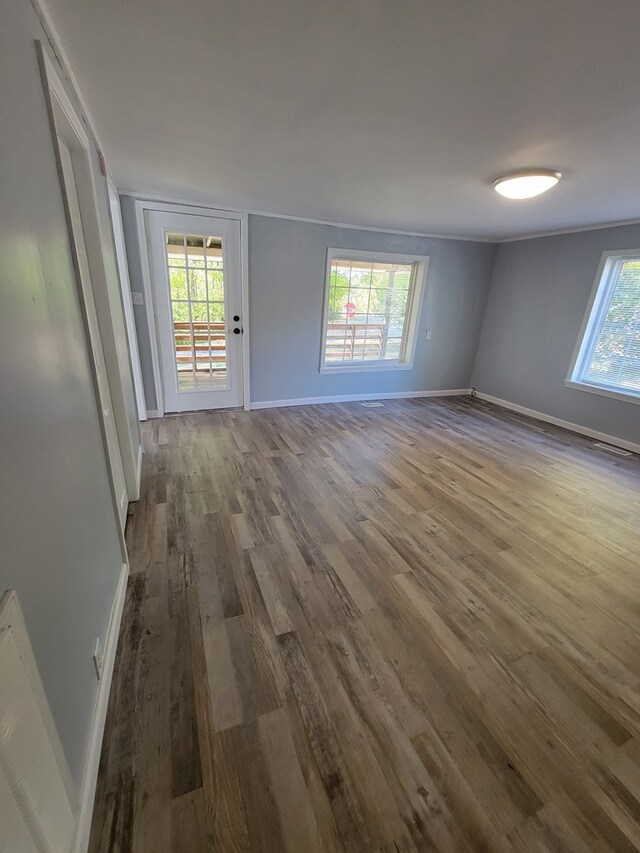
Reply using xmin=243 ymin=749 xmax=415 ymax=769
xmin=58 ymin=137 xmax=129 ymax=530
xmin=145 ymin=210 xmax=244 ymax=412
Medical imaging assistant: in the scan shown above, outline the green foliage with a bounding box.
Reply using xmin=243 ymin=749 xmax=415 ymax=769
xmin=169 ymin=264 xmax=226 ymax=326
xmin=326 ymin=264 xmax=411 ymax=336
xmin=587 ymin=259 xmax=640 ymax=389
xmin=189 ymin=270 xmax=207 ymax=301
xmin=171 ymin=301 xmax=189 ymax=322
xmin=169 ymin=268 xmax=188 ymax=301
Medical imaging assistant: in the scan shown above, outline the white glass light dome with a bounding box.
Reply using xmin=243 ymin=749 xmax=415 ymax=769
xmin=494 ymin=169 xmax=561 ymax=199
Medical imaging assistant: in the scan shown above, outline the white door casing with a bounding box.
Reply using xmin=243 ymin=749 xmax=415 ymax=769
xmin=58 ymin=138 xmax=129 ymax=529
xmin=39 ymin=43 xmax=131 ymax=536
xmin=106 ymin=173 xmax=147 ymax=422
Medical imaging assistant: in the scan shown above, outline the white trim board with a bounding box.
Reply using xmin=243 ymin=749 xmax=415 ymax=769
xmin=250 ymin=388 xmax=471 ymax=410
xmin=134 ymin=443 xmax=143 ymax=501
xmin=107 ymin=171 xmax=147 ymax=423
xmin=133 ymin=203 xmax=166 ymax=417
xmin=38 ymin=42 xmax=131 ymax=547
xmin=73 ymin=562 xmax=128 ymax=853
xmin=475 ymin=392 xmax=640 ymax=455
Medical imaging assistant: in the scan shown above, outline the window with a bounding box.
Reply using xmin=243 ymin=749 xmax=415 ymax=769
xmin=567 ymin=251 xmax=640 ymax=403
xmin=165 ymin=232 xmax=228 ymax=392
xmin=320 ymin=249 xmax=428 ymax=373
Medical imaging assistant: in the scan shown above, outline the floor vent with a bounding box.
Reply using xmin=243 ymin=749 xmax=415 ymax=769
xmin=361 ymin=401 xmax=385 ymax=408
xmin=594 ymin=441 xmax=632 ymax=456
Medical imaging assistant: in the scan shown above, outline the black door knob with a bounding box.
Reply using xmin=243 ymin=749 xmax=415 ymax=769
xmin=233 ymin=328 xmax=241 ymax=334
xmin=233 ymin=314 xmax=240 ymax=322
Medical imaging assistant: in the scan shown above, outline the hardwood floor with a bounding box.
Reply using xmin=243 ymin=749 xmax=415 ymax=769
xmin=89 ymin=397 xmax=640 ymax=852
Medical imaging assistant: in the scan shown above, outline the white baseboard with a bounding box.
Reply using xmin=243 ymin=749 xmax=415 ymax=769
xmin=250 ymin=388 xmax=471 ymax=410
xmin=475 ymin=392 xmax=640 ymax=455
xmin=73 ymin=562 xmax=129 ymax=853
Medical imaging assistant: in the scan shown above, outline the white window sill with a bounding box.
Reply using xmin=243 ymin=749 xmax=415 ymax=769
xmin=565 ymin=379 xmax=640 ymax=406
xmin=320 ymin=361 xmax=414 ymax=375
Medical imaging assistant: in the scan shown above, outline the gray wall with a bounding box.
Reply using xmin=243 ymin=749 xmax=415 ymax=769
xmin=473 ymin=224 xmax=640 ymax=446
xmin=0 ymin=0 xmax=126 ymax=788
xmin=121 ymin=199 xmax=496 ymax=407
xmin=121 ymin=191 xmax=639 ymax=448
xmin=249 ymin=216 xmax=496 ymax=402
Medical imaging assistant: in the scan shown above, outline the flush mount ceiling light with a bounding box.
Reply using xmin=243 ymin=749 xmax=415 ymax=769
xmin=493 ymin=169 xmax=561 ymax=199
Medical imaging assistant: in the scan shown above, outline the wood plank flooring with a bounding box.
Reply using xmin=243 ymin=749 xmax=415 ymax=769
xmin=89 ymin=397 xmax=640 ymax=852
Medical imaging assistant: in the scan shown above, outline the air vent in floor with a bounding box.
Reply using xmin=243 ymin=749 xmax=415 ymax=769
xmin=594 ymin=442 xmax=632 ymax=456
xmin=361 ymin=401 xmax=385 ymax=408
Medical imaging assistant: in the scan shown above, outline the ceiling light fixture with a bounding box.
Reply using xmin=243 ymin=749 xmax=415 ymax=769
xmin=493 ymin=169 xmax=561 ymax=199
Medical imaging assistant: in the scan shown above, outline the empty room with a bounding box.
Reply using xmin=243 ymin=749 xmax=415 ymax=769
xmin=2 ymin=0 xmax=640 ymax=850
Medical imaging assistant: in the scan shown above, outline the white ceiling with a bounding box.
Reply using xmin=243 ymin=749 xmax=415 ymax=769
xmin=45 ymin=0 xmax=640 ymax=240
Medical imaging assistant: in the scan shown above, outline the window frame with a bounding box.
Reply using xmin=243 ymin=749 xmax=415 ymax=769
xmin=319 ymin=248 xmax=429 ymax=374
xmin=566 ymin=248 xmax=640 ymax=405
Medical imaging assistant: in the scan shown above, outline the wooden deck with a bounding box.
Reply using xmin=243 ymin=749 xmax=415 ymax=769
xmin=89 ymin=397 xmax=640 ymax=852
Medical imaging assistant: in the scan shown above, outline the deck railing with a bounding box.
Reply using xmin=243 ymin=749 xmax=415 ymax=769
xmin=174 ymin=321 xmax=388 ymax=372
xmin=324 ymin=322 xmax=386 ymax=362
xmin=174 ymin=321 xmax=226 ymax=372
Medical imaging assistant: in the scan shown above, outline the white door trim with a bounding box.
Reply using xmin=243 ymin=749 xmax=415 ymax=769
xmin=38 ymin=40 xmax=140 ymax=507
xmin=134 ymin=200 xmax=251 ymax=414
xmin=37 ymin=42 xmax=130 ymax=553
xmin=107 ymin=173 xmax=147 ymax=422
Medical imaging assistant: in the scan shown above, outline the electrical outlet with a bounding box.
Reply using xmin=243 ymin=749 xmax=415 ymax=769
xmin=131 ymin=291 xmax=144 ymax=306
xmin=93 ymin=638 xmax=103 ymax=681
xmin=425 ymin=329 xmax=432 ymax=340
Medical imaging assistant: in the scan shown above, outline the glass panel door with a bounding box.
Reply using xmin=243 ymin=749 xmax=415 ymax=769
xmin=145 ymin=210 xmax=244 ymax=413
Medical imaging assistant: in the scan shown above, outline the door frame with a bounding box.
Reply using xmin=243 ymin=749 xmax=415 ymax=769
xmin=38 ymin=42 xmax=141 ymax=506
xmin=134 ymin=199 xmax=251 ymax=415
xmin=37 ymin=42 xmax=130 ymax=549
xmin=106 ymin=173 xmax=147 ymax=422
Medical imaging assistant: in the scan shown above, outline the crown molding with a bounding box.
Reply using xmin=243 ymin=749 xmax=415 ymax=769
xmin=118 ymin=189 xmax=497 ymax=243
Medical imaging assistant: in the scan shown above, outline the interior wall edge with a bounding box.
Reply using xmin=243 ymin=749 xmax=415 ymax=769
xmin=471 ymin=222 xmax=640 ymax=450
